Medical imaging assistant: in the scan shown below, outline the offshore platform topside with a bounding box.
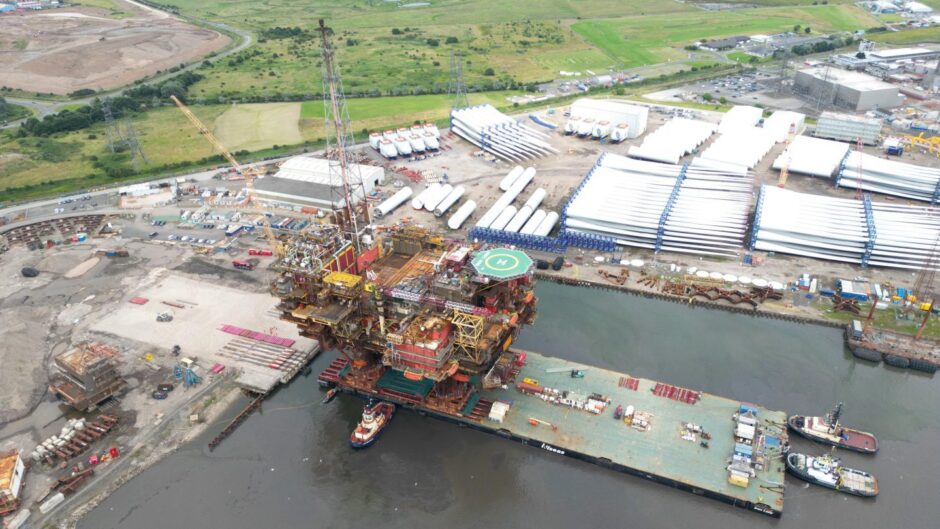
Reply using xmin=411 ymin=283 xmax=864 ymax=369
xmin=273 ymin=225 xmax=538 ymax=415
xmin=271 ymin=226 xmax=789 ymax=517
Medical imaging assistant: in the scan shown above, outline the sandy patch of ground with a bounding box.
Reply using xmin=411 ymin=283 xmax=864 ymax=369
xmin=0 ymin=2 xmax=230 ymax=94
xmin=213 ymin=103 xmax=303 ymax=152
xmin=64 ymin=256 xmax=101 ymax=278
xmin=91 ymin=270 xmax=316 ymax=356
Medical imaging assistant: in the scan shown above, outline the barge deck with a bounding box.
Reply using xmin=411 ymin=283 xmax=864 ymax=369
xmin=322 ymin=350 xmax=789 ymax=517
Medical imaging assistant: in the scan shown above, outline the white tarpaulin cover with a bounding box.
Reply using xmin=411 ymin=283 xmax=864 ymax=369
xmin=771 ymin=135 xmax=850 ymax=178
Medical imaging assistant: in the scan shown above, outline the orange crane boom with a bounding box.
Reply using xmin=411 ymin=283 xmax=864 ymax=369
xmin=170 ymin=96 xmax=282 ymax=256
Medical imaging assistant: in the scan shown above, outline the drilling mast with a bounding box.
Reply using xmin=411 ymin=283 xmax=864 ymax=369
xmin=317 ymin=19 xmax=368 ymax=251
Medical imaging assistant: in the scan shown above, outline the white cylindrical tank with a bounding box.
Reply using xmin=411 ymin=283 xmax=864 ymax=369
xmin=379 ymin=139 xmax=398 ymax=159
xmin=564 ymin=116 xmax=581 ymax=135
xmin=498 ymin=165 xmax=525 ymax=192
xmin=423 ymin=132 xmax=440 ymax=150
xmin=424 ymin=184 xmax=453 ymax=212
xmin=578 ymin=118 xmax=595 ymax=137
xmin=489 ymin=206 xmax=518 ymax=231
xmin=412 ymin=183 xmax=441 ymax=209
xmin=534 ymin=211 xmax=559 ymax=236
xmin=504 ymin=206 xmax=534 ymax=233
xmin=520 ymin=209 xmax=548 ymax=234
xmin=448 ymin=200 xmax=477 ymax=230
xmin=393 ymin=136 xmax=412 ymax=156
xmin=423 ymin=122 xmax=441 ymax=139
xmin=409 ymin=134 xmax=426 ymax=153
xmin=523 ymin=188 xmax=546 ymax=211
xmin=434 ymin=186 xmax=465 ymax=216
xmin=592 ymin=120 xmax=611 ymax=139
xmin=373 ymin=187 xmax=413 ymax=218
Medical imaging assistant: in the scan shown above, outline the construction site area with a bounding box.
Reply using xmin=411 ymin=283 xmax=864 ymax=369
xmin=0 ymin=2 xmax=230 ymax=94
xmin=4 ymin=16 xmax=940 ymax=528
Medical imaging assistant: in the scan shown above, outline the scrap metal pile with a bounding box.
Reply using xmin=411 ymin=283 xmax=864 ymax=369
xmin=661 ymin=280 xmax=783 ymax=307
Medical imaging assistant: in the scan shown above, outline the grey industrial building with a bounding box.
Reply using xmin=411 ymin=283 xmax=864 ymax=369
xmin=252 ymin=156 xmax=385 ymax=211
xmin=794 ymin=67 xmax=904 ymax=111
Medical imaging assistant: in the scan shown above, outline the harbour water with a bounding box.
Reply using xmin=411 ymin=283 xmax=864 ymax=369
xmin=79 ymin=282 xmax=940 ymax=529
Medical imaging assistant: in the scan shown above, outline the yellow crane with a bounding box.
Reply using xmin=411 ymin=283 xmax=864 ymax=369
xmin=170 ymin=95 xmax=282 ymax=256
xmin=903 ymin=132 xmax=940 ymax=158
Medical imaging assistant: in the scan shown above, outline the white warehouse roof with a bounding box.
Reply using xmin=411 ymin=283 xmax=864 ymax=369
xmin=274 ymin=156 xmax=384 ymax=189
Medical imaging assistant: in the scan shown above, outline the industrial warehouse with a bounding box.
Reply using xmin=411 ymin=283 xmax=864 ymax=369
xmin=4 ymin=10 xmax=940 ymax=529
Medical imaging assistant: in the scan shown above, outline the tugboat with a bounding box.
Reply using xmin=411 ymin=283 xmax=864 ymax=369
xmin=786 ymin=452 xmax=878 ymax=497
xmin=350 ymin=400 xmax=395 ymax=449
xmin=788 ymin=402 xmax=878 ymax=454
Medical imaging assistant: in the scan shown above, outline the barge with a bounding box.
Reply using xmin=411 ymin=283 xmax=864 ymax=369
xmin=273 ymin=226 xmax=788 ymax=517
xmin=846 ymin=321 xmax=940 ymax=374
xmin=320 ymin=350 xmax=789 ymax=516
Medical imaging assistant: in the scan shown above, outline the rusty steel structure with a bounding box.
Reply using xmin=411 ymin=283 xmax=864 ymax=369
xmin=661 ymin=280 xmax=783 ymax=308
xmin=273 ymin=225 xmax=538 ymax=415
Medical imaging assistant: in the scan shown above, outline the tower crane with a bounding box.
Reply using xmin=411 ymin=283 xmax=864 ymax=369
xmin=170 ymin=95 xmax=282 ymax=256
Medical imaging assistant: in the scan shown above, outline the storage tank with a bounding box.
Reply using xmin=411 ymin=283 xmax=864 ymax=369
xmin=498 ymin=166 xmax=525 ymax=192
xmin=534 ymin=211 xmax=559 ymax=236
xmin=520 ymin=209 xmax=548 ymax=234
xmin=504 ymin=206 xmax=534 ymax=233
xmin=369 ymin=132 xmax=382 ymax=150
xmin=412 ymin=182 xmax=441 ymax=209
xmin=424 ymin=184 xmax=453 ymax=212
xmin=393 ymin=136 xmax=412 ymax=156
xmin=373 ymin=187 xmax=413 ymax=218
xmin=423 ymin=132 xmax=440 ymax=151
xmin=448 ymin=200 xmax=477 ymax=229
xmin=564 ymin=116 xmax=581 ymax=136
xmin=577 ymin=118 xmax=595 ymax=137
xmin=610 ymin=123 xmax=630 ymax=143
xmin=592 ymin=120 xmax=611 ymax=139
xmin=433 ymin=186 xmax=465 ymax=216
xmin=409 ymin=134 xmax=426 ymax=153
xmin=489 ymin=206 xmax=518 ymax=231
xmin=379 ymin=139 xmax=398 ymax=159
xmin=523 ymin=188 xmax=546 ymax=211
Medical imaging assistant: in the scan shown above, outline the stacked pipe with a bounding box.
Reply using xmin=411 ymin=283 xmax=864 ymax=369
xmin=867 ymin=202 xmax=940 ymax=270
xmin=448 ymin=200 xmax=477 ymax=230
xmin=433 ymin=186 xmax=466 ymax=216
xmin=837 ymin=151 xmax=940 ymax=202
xmin=423 ymin=184 xmax=454 ymax=212
xmin=475 ymin=168 xmax=535 ymax=228
xmin=372 ymin=187 xmax=413 ymax=218
xmin=751 ymin=186 xmax=869 ymax=264
xmin=450 ymin=105 xmax=559 ymax=162
xmin=627 ymin=118 xmax=717 ymax=164
xmin=412 ymin=183 xmax=442 ymax=209
xmin=564 ymin=154 xmax=752 ymax=256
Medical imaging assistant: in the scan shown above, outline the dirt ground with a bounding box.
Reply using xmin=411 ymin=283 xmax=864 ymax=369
xmin=0 ymin=2 xmax=230 ymax=94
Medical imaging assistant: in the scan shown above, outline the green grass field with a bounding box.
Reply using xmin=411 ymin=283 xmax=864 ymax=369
xmin=572 ymin=5 xmax=879 ymax=68
xmin=0 ymin=91 xmax=517 ymax=201
xmin=868 ymin=26 xmax=940 ymax=45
